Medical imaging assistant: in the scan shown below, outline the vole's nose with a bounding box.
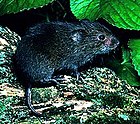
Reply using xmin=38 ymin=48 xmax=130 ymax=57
xmin=112 ymin=37 xmax=120 ymax=46
xmin=105 ymin=39 xmax=112 ymax=46
xmin=107 ymin=37 xmax=119 ymax=47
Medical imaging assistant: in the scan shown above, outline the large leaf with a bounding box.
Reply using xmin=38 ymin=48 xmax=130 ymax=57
xmin=106 ymin=48 xmax=140 ymax=86
xmin=70 ymin=0 xmax=101 ymax=21
xmin=70 ymin=0 xmax=140 ymax=30
xmin=120 ymin=48 xmax=140 ymax=86
xmin=0 ymin=0 xmax=55 ymax=15
xmin=128 ymin=39 xmax=140 ymax=76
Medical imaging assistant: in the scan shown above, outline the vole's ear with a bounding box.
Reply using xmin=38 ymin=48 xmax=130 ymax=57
xmin=70 ymin=28 xmax=87 ymax=43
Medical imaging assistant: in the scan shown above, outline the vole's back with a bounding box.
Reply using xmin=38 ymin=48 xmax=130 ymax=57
xmin=15 ymin=20 xmax=119 ymax=87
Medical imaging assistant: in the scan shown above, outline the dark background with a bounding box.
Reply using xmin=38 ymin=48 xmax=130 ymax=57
xmin=0 ymin=0 xmax=76 ymax=36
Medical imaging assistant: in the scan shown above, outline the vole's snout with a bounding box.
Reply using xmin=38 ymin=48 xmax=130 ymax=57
xmin=105 ymin=37 xmax=119 ymax=49
xmin=112 ymin=37 xmax=119 ymax=48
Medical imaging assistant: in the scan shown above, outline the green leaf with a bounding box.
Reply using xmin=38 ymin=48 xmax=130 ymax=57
xmin=70 ymin=0 xmax=101 ymax=21
xmin=70 ymin=0 xmax=140 ymax=30
xmin=107 ymin=48 xmax=140 ymax=86
xmin=128 ymin=39 xmax=140 ymax=76
xmin=102 ymin=0 xmax=140 ymax=30
xmin=0 ymin=0 xmax=55 ymax=15
xmin=121 ymin=47 xmax=131 ymax=65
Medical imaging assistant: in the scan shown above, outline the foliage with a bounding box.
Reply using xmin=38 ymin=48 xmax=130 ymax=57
xmin=106 ymin=48 xmax=140 ymax=86
xmin=1 ymin=0 xmax=140 ymax=30
xmin=70 ymin=0 xmax=140 ymax=30
xmin=0 ymin=96 xmax=30 ymax=124
xmin=0 ymin=97 xmax=16 ymax=124
xmin=128 ymin=39 xmax=140 ymax=76
xmin=0 ymin=0 xmax=55 ymax=15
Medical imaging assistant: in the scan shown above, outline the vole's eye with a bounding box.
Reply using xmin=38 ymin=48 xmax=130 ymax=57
xmin=98 ymin=34 xmax=106 ymax=41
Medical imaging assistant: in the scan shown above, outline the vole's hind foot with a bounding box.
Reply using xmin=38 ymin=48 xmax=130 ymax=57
xmin=43 ymin=78 xmax=60 ymax=86
xmin=43 ymin=77 xmax=68 ymax=86
xmin=54 ymin=77 xmax=67 ymax=82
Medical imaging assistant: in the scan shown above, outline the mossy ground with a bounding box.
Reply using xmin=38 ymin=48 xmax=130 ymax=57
xmin=0 ymin=26 xmax=140 ymax=124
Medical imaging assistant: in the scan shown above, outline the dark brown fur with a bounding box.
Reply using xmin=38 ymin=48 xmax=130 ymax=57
xmin=14 ymin=20 xmax=119 ymax=116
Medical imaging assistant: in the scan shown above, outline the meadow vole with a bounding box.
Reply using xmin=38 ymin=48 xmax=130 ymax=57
xmin=14 ymin=20 xmax=119 ymax=116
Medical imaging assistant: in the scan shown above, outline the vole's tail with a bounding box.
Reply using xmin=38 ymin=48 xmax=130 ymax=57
xmin=25 ymin=85 xmax=42 ymax=117
xmin=25 ymin=79 xmax=62 ymax=117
